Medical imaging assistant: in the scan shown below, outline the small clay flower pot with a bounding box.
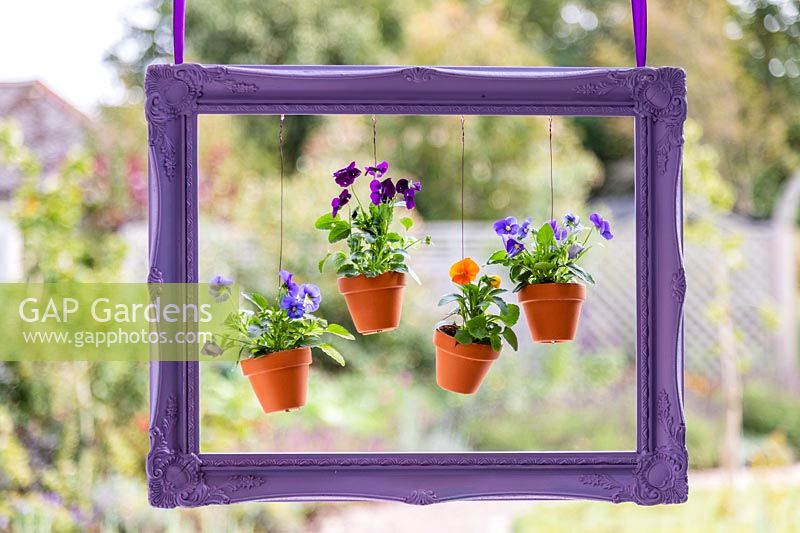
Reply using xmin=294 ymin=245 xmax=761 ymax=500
xmin=517 ymin=283 xmax=586 ymax=343
xmin=241 ymin=347 xmax=312 ymax=413
xmin=433 ymin=327 xmax=500 ymax=395
xmin=337 ymin=272 xmax=407 ymax=334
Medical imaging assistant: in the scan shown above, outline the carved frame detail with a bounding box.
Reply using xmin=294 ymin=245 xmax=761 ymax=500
xmin=146 ymin=64 xmax=687 ymax=507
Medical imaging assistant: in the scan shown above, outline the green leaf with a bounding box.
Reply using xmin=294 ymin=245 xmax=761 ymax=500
xmin=337 ymin=265 xmax=358 ymax=276
xmin=454 ymin=328 xmax=473 ymax=345
xmin=399 ymin=217 xmax=414 ymax=231
xmin=385 ymin=232 xmax=403 ymax=242
xmin=393 ymin=264 xmax=420 ymax=285
xmin=537 ymin=222 xmax=555 ymax=247
xmin=500 ymin=303 xmax=520 ymax=326
xmin=332 ymin=251 xmax=348 ymax=268
xmin=487 ymin=250 xmax=508 ymax=264
xmin=405 ymin=266 xmax=421 ymax=285
xmin=317 ymin=343 xmax=346 ymax=366
xmin=465 ymin=315 xmax=487 ymax=338
xmin=318 ymin=252 xmax=332 ymax=273
xmin=502 ymin=327 xmax=518 ymax=351
xmin=490 ymin=335 xmax=502 ymax=352
xmin=328 ymin=223 xmax=351 ymax=243
xmin=567 ymin=264 xmax=595 ymax=284
xmin=325 ymin=323 xmax=355 ymax=340
xmin=437 ymin=293 xmax=461 ymax=307
xmin=315 ymin=213 xmax=336 ymax=229
xmin=491 ymin=296 xmax=508 ymax=314
xmin=242 ymin=292 xmax=268 ymax=311
xmin=533 ymin=261 xmax=555 ymax=271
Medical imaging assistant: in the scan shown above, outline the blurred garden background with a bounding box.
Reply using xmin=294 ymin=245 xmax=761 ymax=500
xmin=1 ymin=0 xmax=800 ymax=530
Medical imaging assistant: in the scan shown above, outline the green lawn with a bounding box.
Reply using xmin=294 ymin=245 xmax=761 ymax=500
xmin=514 ymin=472 xmax=800 ymax=533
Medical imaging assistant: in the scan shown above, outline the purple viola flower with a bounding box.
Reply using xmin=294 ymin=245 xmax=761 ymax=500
xmin=209 ymin=275 xmax=233 ymax=302
xmin=210 ymin=274 xmax=233 ymax=286
xmin=298 ymin=283 xmax=322 ymax=312
xmin=564 ymin=213 xmax=580 ymax=227
xmin=369 ymin=177 xmax=396 ymax=205
xmin=331 ymin=189 xmax=351 ymax=218
xmin=280 ymin=294 xmax=306 ymax=319
xmin=396 ymin=178 xmax=422 ymax=209
xmin=365 ymin=160 xmax=389 ymax=178
xmin=568 ymin=243 xmax=584 ymax=259
xmin=333 ymin=161 xmax=361 ymax=187
xmin=279 ymin=270 xmax=298 ymax=293
xmin=505 ymin=237 xmax=525 ymax=258
xmin=493 ymin=216 xmax=519 ymax=236
xmin=517 ymin=218 xmax=532 ymax=239
xmin=590 ymin=212 xmax=614 ymax=240
xmin=599 ymin=221 xmax=613 ymax=240
xmin=549 ymin=219 xmax=568 ymax=241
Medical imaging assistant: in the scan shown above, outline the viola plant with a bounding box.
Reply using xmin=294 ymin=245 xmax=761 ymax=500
xmin=487 ymin=212 xmax=614 ymax=291
xmin=433 ymin=258 xmax=520 ymax=394
xmin=437 ymin=258 xmax=520 ymax=352
xmin=315 ymin=160 xmax=431 ymax=282
xmin=212 ymin=270 xmax=353 ymax=365
xmin=487 ymin=212 xmax=614 ymax=343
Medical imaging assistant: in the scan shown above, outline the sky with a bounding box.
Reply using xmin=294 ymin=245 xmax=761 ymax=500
xmin=0 ymin=0 xmax=144 ymax=113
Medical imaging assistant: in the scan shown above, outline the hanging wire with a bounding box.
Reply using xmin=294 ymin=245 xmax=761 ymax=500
xmin=548 ymin=116 xmax=554 ymax=222
xmin=278 ymin=114 xmax=285 ymax=277
xmin=460 ymin=115 xmax=466 ymax=260
xmin=372 ymin=115 xmax=378 ymax=166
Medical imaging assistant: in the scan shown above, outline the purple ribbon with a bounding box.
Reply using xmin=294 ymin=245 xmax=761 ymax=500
xmin=171 ymin=0 xmax=644 ymax=67
xmin=631 ymin=0 xmax=647 ymax=67
xmin=173 ymin=0 xmax=186 ymax=64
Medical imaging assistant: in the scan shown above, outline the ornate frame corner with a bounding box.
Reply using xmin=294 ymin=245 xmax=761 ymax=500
xmin=146 ymin=64 xmax=687 ymax=507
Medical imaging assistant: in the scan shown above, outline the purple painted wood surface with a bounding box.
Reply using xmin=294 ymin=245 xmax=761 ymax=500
xmin=145 ymin=64 xmax=687 ymax=507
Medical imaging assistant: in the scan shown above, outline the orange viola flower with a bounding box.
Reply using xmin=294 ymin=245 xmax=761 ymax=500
xmin=449 ymin=257 xmax=480 ymax=285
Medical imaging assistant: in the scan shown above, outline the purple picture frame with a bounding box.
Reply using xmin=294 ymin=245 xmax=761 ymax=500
xmin=145 ymin=64 xmax=688 ymax=507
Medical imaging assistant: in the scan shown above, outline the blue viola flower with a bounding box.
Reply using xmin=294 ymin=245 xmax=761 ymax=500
xmin=568 ymin=243 xmax=584 ymax=259
xmin=505 ymin=237 xmax=525 ymax=257
xmin=564 ymin=213 xmax=580 ymax=227
xmin=365 ymin=160 xmax=389 ymax=178
xmin=396 ymin=178 xmax=422 ymax=209
xmin=333 ymin=161 xmax=361 ymax=187
xmin=517 ymin=218 xmax=532 ymax=239
xmin=549 ymin=219 xmax=568 ymax=241
xmin=589 ymin=212 xmax=614 ymax=240
xmin=331 ymin=189 xmax=351 ymax=218
xmin=493 ymin=216 xmax=519 ymax=236
xmin=279 ymin=270 xmax=298 ymax=293
xmin=280 ymin=294 xmax=306 ymax=319
xmin=299 ymin=283 xmax=322 ymax=312
xmin=246 ymin=324 xmax=265 ymax=338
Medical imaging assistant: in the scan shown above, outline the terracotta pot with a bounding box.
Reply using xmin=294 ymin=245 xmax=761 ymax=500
xmin=433 ymin=328 xmax=500 ymax=395
xmin=337 ymin=272 xmax=407 ymax=334
xmin=517 ymin=283 xmax=586 ymax=343
xmin=240 ymin=347 xmax=312 ymax=413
